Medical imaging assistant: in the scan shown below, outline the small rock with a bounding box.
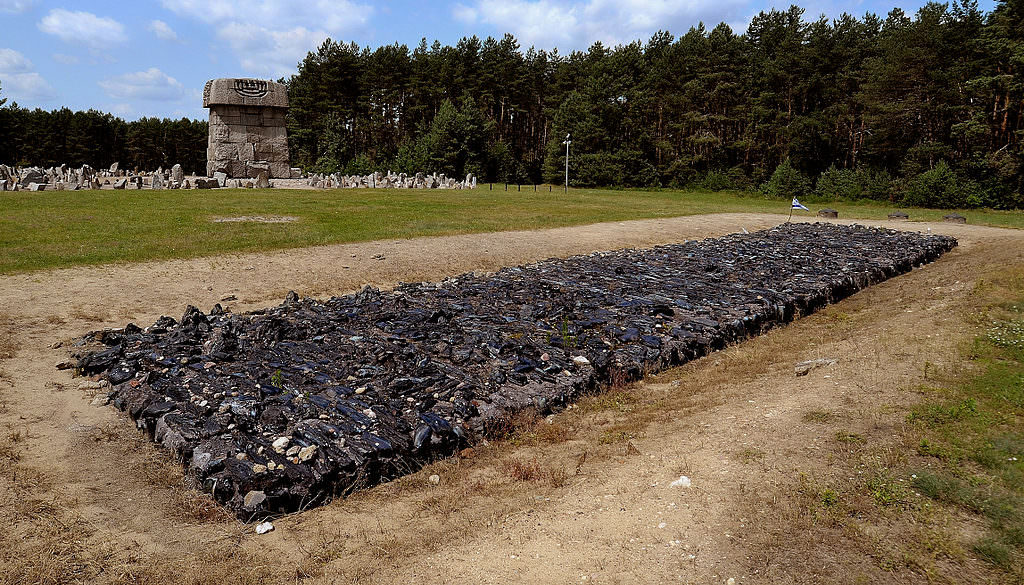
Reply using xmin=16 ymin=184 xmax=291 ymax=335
xmin=572 ymin=356 xmax=590 ymax=365
xmin=285 ymin=445 xmax=300 ymax=457
xmin=272 ymin=436 xmax=290 ymax=453
xmin=670 ymin=476 xmax=691 ymax=488
xmin=252 ymin=464 xmax=267 ymax=474
xmin=428 ymin=474 xmax=440 ymax=485
xmin=298 ymin=445 xmax=317 ymax=462
xmin=243 ymin=490 xmax=266 ymax=510
xmin=795 ymin=358 xmax=838 ymax=376
xmin=90 ymin=395 xmax=110 ymax=407
xmin=254 ymin=521 xmax=274 ymax=534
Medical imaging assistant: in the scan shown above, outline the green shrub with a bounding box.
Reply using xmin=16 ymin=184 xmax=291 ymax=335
xmin=814 ymin=166 xmax=894 ymax=201
xmin=859 ymin=168 xmax=894 ymax=201
xmin=695 ymin=167 xmax=750 ymax=191
xmin=901 ymin=161 xmax=983 ymax=208
xmin=311 ymin=155 xmax=341 ymax=175
xmin=760 ymin=158 xmax=810 ymax=199
xmin=343 ymin=153 xmax=376 ymax=176
xmin=815 ymin=165 xmax=862 ymax=200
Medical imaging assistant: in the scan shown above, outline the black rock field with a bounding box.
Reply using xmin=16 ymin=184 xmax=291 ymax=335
xmin=68 ymin=223 xmax=957 ymax=519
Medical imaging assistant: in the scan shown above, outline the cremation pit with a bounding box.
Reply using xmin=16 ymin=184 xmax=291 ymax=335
xmin=69 ymin=223 xmax=956 ymax=519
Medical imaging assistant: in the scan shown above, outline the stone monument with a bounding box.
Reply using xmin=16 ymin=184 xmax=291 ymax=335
xmin=203 ymin=78 xmax=290 ymax=178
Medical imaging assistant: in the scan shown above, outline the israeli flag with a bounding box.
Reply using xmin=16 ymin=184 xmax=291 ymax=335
xmin=791 ymin=197 xmax=809 ymax=211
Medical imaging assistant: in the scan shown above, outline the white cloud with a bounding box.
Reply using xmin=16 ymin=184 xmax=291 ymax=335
xmin=52 ymin=53 xmax=80 ymax=65
xmin=453 ymin=3 xmax=478 ymax=24
xmin=161 ymin=0 xmax=372 ymax=30
xmin=98 ymin=68 xmax=185 ymax=101
xmin=38 ymin=9 xmax=128 ymax=49
xmin=0 ymin=48 xmax=55 ymax=100
xmin=0 ymin=72 xmax=56 ymax=100
xmin=161 ymin=0 xmax=373 ymax=75
xmin=149 ymin=19 xmax=179 ymax=41
xmin=466 ymin=0 xmax=747 ymax=49
xmin=0 ymin=0 xmax=34 ymax=14
xmin=219 ymin=24 xmax=330 ymax=76
xmin=0 ymin=48 xmax=33 ymax=73
xmin=474 ymin=0 xmax=579 ymax=46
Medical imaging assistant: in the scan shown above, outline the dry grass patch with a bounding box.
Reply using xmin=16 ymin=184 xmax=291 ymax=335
xmin=803 ymin=409 xmax=836 ymax=423
xmin=0 ymin=313 xmax=16 ymax=360
xmin=69 ymin=306 xmax=110 ymax=323
xmin=734 ymin=259 xmax=1024 ymax=584
xmin=501 ymin=456 xmax=571 ymax=488
xmin=86 ymin=421 xmax=233 ymax=524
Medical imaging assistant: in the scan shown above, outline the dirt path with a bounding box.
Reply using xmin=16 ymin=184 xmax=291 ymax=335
xmin=0 ymin=213 xmax=1021 ymax=584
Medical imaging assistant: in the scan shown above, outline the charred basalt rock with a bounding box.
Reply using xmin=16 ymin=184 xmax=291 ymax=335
xmin=69 ymin=223 xmax=956 ymax=518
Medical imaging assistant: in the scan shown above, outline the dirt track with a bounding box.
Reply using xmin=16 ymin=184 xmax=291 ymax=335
xmin=1 ymin=212 xmax=1021 ymax=584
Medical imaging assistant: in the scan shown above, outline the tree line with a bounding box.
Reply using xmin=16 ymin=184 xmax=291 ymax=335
xmin=0 ymin=95 xmax=208 ymax=174
xmin=285 ymin=0 xmax=1023 ymax=208
xmin=1 ymin=0 xmax=1022 ymax=208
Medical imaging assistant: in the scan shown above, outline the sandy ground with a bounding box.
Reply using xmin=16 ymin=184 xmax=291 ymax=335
xmin=1 ymin=212 xmax=1021 ymax=584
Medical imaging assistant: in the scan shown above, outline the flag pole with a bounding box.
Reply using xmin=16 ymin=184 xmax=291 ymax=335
xmin=788 ymin=206 xmax=793 ymax=223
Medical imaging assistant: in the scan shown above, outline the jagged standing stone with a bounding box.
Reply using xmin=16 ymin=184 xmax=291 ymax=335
xmin=152 ymin=174 xmax=164 ymax=190
xmin=171 ymin=164 xmax=184 ymax=184
xmin=20 ymin=168 xmax=45 ymax=187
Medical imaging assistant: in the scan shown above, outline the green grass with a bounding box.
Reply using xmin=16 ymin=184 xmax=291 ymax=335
xmin=908 ymin=306 xmax=1024 ymax=575
xmin=1 ymin=185 xmax=1022 ymax=274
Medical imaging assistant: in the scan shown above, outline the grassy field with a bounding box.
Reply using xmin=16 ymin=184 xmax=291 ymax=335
xmin=1 ymin=185 xmax=1022 ymax=274
xmin=905 ymin=297 xmax=1024 ymax=575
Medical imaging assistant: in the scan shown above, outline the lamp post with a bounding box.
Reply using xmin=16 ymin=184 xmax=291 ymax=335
xmin=562 ymin=133 xmax=572 ymax=193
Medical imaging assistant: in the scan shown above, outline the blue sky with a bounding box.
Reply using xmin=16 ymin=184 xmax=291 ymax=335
xmin=0 ymin=0 xmax=999 ymax=121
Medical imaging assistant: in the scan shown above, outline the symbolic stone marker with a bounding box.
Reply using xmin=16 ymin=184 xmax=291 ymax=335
xmin=203 ymin=78 xmax=290 ymax=179
xmin=817 ymin=208 xmax=839 ymax=219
